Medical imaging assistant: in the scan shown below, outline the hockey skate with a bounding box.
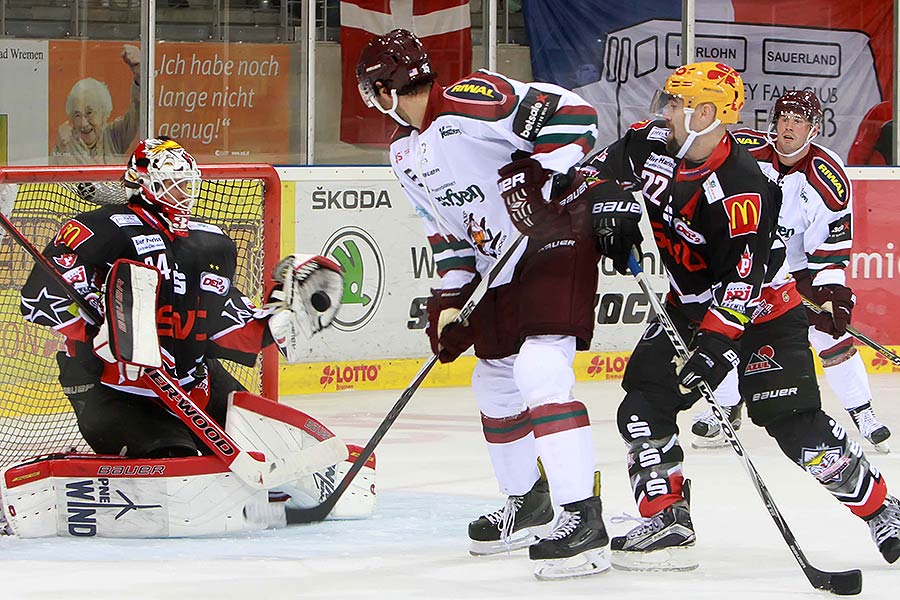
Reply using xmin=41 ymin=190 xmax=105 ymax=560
xmin=468 ymin=476 xmax=554 ymax=556
xmin=691 ymin=402 xmax=743 ymax=449
xmin=529 ymin=495 xmax=610 ymax=580
xmin=866 ymin=495 xmax=900 ymax=563
xmin=849 ymin=402 xmax=891 ymax=454
xmin=610 ymin=480 xmax=698 ymax=571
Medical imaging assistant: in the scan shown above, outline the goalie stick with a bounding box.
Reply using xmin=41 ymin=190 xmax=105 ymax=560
xmin=285 ymin=232 xmax=527 ymax=524
xmin=626 ymin=253 xmax=863 ymax=596
xmin=0 ymin=211 xmax=331 ymax=491
xmin=801 ymin=295 xmax=900 ymax=367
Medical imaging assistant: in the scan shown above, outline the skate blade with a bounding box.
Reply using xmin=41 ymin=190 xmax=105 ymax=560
xmin=533 ymin=546 xmax=611 ymax=581
xmin=691 ymin=434 xmax=729 ymax=450
xmin=611 ymin=545 xmax=698 ymax=572
xmin=872 ymin=440 xmax=891 ymax=454
xmin=469 ymin=524 xmax=552 ymax=557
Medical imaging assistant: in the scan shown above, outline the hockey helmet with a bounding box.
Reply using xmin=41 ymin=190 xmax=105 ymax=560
xmin=124 ymin=137 xmax=201 ymax=237
xmin=650 ymin=61 xmax=745 ymax=125
xmin=772 ymin=89 xmax=823 ymax=127
xmin=356 ymin=29 xmax=433 ymax=104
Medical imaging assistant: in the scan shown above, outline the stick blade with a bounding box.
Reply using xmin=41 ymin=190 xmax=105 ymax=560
xmin=808 ymin=567 xmax=862 ymax=596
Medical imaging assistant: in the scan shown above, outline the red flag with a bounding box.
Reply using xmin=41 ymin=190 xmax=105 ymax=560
xmin=340 ymin=0 xmax=472 ymax=145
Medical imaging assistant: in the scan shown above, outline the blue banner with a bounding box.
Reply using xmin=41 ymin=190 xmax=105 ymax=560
xmin=521 ymin=0 xmax=680 ymax=89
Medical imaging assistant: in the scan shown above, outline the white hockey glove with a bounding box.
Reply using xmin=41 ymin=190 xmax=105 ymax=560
xmin=92 ymin=260 xmax=162 ymax=382
xmin=267 ymin=254 xmax=344 ymax=363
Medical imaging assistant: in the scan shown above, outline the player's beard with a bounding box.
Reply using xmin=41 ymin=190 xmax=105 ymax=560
xmin=666 ymin=135 xmax=683 ymax=156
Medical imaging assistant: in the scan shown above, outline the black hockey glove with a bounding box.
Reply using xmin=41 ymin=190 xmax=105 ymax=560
xmin=676 ymin=330 xmax=740 ymax=395
xmin=589 ymin=179 xmax=643 ymax=274
xmin=795 ymin=272 xmax=855 ymax=338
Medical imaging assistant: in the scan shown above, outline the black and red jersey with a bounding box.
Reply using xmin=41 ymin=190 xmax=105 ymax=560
xmin=20 ymin=202 xmax=270 ymax=399
xmin=587 ymin=120 xmax=796 ymax=339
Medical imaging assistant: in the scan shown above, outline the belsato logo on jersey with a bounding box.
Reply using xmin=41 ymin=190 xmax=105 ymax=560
xmin=322 ymin=226 xmax=384 ymax=331
xmin=513 ymin=87 xmax=561 ymax=141
xmin=312 ymin=187 xmax=392 ymax=210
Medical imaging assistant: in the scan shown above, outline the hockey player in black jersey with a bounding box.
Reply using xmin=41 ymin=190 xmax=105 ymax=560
xmin=587 ymin=62 xmax=900 ymax=570
xmin=19 ymin=137 xmax=344 ymax=459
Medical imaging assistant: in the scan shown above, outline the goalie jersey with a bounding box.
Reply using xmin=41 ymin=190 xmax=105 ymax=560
xmin=20 ymin=203 xmax=270 ymax=403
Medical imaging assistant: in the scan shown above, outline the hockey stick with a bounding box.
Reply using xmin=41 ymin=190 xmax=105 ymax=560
xmin=801 ymin=295 xmax=900 ymax=367
xmin=0 ymin=211 xmax=333 ymax=490
xmin=627 ymin=253 xmax=862 ymax=596
xmin=286 ymin=232 xmax=528 ymax=524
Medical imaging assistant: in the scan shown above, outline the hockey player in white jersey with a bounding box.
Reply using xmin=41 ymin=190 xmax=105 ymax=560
xmin=691 ymin=90 xmax=892 ymax=452
xmin=356 ymin=29 xmax=608 ymax=580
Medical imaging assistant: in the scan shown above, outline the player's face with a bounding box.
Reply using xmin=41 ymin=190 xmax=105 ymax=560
xmin=70 ymin=101 xmax=102 ymax=148
xmin=661 ymin=97 xmax=687 ymax=153
xmin=775 ymin=112 xmax=814 ymax=155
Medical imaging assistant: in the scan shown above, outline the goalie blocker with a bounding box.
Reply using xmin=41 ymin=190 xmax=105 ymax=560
xmin=0 ymin=393 xmax=376 ymax=538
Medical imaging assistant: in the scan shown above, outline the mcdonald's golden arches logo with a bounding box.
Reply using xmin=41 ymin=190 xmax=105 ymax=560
xmin=54 ymin=219 xmax=94 ymax=250
xmin=723 ymin=193 xmax=761 ymax=238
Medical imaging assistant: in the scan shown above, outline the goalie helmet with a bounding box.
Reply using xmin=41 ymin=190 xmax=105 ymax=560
xmin=652 ymin=61 xmax=744 ymax=125
xmin=124 ymin=137 xmax=201 ymax=237
xmin=356 ymin=29 xmax=434 ymax=126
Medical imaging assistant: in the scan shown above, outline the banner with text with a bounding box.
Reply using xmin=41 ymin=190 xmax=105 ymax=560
xmin=576 ymin=19 xmax=881 ymax=161
xmin=32 ymin=40 xmax=290 ymax=166
xmin=283 ymin=166 xmax=667 ymax=367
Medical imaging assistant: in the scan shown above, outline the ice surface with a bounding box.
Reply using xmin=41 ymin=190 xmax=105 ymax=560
xmin=3 ymin=376 xmax=900 ymax=599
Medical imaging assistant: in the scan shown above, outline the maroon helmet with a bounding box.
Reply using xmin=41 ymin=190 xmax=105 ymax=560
xmin=772 ymin=89 xmax=823 ymax=127
xmin=356 ymin=28 xmax=433 ymax=110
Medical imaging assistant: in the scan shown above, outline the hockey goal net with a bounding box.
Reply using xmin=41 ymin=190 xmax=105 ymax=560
xmin=0 ymin=164 xmax=280 ymax=468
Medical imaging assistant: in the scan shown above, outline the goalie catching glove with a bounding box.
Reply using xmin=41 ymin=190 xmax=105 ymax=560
xmin=267 ymin=254 xmax=344 ymax=363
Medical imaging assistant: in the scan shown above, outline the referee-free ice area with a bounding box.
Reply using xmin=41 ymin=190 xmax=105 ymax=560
xmin=2 ymin=376 xmax=900 ymax=600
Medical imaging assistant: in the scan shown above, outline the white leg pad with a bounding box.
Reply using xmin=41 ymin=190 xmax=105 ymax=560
xmin=1 ymin=454 xmax=267 ymax=538
xmin=276 ymin=444 xmax=377 ymax=519
xmin=226 ymin=391 xmax=348 ymax=488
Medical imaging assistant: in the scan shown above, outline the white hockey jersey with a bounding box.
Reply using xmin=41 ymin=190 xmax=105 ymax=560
xmin=388 ymin=70 xmax=598 ymax=290
xmin=733 ymin=129 xmax=853 ymax=287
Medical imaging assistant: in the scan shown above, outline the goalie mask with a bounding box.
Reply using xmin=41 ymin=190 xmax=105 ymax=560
xmin=766 ymin=89 xmax=823 ymax=158
xmin=124 ymin=137 xmax=201 ymax=236
xmin=356 ymin=28 xmax=434 ymax=126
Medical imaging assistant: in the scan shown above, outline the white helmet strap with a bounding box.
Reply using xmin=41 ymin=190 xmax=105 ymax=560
xmin=676 ymin=108 xmax=721 ymax=160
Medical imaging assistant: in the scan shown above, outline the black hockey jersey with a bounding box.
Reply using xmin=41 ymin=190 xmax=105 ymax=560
xmin=587 ymin=119 xmax=796 ymax=339
xmin=20 ymin=202 xmax=270 ymax=400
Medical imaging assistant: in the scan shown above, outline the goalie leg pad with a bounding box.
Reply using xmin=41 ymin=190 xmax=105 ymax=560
xmin=1 ymin=454 xmax=268 ymax=538
xmin=226 ymin=391 xmax=348 ymax=489
xmin=276 ymin=443 xmax=377 ymax=519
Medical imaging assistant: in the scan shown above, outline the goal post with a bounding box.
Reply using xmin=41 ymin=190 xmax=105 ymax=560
xmin=0 ymin=164 xmax=281 ymax=468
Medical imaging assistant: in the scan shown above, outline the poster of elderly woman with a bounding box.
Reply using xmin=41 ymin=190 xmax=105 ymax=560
xmin=49 ymin=44 xmax=140 ymax=166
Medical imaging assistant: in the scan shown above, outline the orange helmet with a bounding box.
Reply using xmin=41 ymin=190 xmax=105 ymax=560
xmin=662 ymin=62 xmax=745 ymax=124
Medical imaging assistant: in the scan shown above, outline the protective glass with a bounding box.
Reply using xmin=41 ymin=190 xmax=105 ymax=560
xmin=650 ymin=90 xmax=680 ymax=119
